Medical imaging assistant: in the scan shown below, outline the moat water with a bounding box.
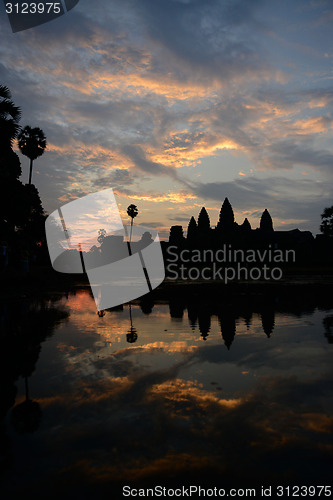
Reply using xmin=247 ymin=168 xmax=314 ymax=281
xmin=1 ymin=287 xmax=333 ymax=497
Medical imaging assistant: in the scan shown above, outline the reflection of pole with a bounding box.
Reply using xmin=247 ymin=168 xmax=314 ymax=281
xmin=127 ymin=302 xmax=138 ymax=343
xmin=11 ymin=376 xmax=42 ymax=434
xmin=129 ymin=302 xmax=133 ymax=329
xmin=25 ymin=375 xmax=29 ymax=401
xmin=78 ymin=243 xmax=86 ymax=273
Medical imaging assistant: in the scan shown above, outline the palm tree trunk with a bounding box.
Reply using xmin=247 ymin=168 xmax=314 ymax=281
xmin=129 ymin=217 xmax=133 ymax=243
xmin=129 ymin=302 xmax=133 ymax=329
xmin=28 ymin=158 xmax=33 ymax=185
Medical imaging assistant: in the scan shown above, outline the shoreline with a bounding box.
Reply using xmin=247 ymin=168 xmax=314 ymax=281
xmin=2 ymin=264 xmax=333 ymax=302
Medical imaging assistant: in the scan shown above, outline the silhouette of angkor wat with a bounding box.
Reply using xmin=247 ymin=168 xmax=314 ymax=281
xmin=166 ymin=197 xmax=333 ymax=264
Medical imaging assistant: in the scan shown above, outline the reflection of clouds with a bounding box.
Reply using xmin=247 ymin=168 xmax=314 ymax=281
xmin=26 ymin=369 xmax=333 ymax=489
xmin=18 ymin=291 xmax=331 ymax=490
xmin=150 ymin=379 xmax=241 ymax=410
xmin=55 ymin=294 xmax=333 ymax=395
xmin=299 ymin=413 xmax=333 ymax=434
xmin=133 ymin=341 xmax=198 ymax=353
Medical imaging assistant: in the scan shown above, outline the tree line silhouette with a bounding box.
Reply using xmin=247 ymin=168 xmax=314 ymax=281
xmin=0 ymin=85 xmax=47 ymax=272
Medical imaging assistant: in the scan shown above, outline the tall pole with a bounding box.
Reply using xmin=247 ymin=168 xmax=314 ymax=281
xmin=129 ymin=217 xmax=133 ymax=244
xmin=28 ymin=158 xmax=33 ymax=185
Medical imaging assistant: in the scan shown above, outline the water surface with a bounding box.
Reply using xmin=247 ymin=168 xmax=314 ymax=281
xmin=1 ymin=287 xmax=333 ymax=496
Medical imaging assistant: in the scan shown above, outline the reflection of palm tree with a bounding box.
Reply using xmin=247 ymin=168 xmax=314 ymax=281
xmin=127 ymin=302 xmax=138 ymax=343
xmin=10 ymin=376 xmax=42 ymax=434
xmin=127 ymin=204 xmax=138 ymax=246
xmin=0 ymin=85 xmax=21 ymax=148
xmin=18 ymin=125 xmax=47 ymax=185
xmin=97 ymin=228 xmax=106 ymax=245
xmin=1 ymin=300 xmax=68 ymax=436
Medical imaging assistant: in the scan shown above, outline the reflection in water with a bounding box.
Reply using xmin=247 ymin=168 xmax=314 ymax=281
xmin=218 ymin=307 xmax=236 ymax=349
xmin=127 ymin=302 xmax=138 ymax=343
xmin=0 ymin=296 xmax=69 ymax=486
xmin=0 ymin=297 xmax=69 ymax=420
xmin=0 ymin=287 xmax=333 ymax=495
xmin=261 ymin=308 xmax=275 ymax=338
xmin=198 ymin=309 xmax=210 ymax=341
xmin=323 ymin=315 xmax=333 ymax=344
xmin=10 ymin=375 xmax=42 ymax=434
xmin=187 ymin=301 xmax=198 ymax=331
xmin=140 ymin=296 xmax=154 ymax=315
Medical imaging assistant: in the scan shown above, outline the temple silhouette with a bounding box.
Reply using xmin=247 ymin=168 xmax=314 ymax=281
xmin=167 ymin=197 xmax=329 ymax=264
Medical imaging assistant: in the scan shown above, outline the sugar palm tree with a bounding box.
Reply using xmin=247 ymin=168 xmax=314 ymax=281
xmin=127 ymin=204 xmax=138 ymax=245
xmin=18 ymin=125 xmax=47 ymax=185
xmin=0 ymin=85 xmax=21 ymax=148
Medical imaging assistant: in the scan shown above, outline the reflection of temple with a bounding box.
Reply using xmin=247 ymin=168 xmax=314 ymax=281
xmin=261 ymin=310 xmax=275 ymax=338
xmin=140 ymin=297 xmax=154 ymax=315
xmin=218 ymin=308 xmax=236 ymax=350
xmin=198 ymin=308 xmax=211 ymax=341
xmin=169 ymin=297 xmax=186 ymax=319
xmin=261 ymin=306 xmax=275 ymax=338
xmin=166 ymin=294 xmax=277 ymax=348
xmin=323 ymin=315 xmax=333 ymax=344
xmin=164 ymin=290 xmax=328 ymax=348
xmin=187 ymin=301 xmax=198 ymax=331
xmin=168 ymin=197 xmax=315 ymax=259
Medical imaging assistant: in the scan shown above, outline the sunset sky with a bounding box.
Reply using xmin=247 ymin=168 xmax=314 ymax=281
xmin=1 ymin=0 xmax=333 ymax=238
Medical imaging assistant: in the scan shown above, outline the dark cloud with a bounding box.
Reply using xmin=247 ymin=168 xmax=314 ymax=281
xmin=193 ymin=176 xmax=333 ymax=232
xmin=168 ymin=215 xmax=192 ymax=222
xmin=93 ymin=169 xmax=135 ymax=189
xmin=138 ymin=221 xmax=163 ymax=228
xmin=194 ymin=178 xmax=274 ymax=207
xmin=132 ymin=0 xmax=268 ymax=83
xmin=267 ymin=139 xmax=333 ymax=173
xmin=1 ymin=0 xmax=333 ymax=234
xmin=121 ymin=144 xmax=181 ymax=180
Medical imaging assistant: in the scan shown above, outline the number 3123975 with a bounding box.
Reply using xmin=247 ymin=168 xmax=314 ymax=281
xmin=5 ymin=3 xmax=62 ymax=14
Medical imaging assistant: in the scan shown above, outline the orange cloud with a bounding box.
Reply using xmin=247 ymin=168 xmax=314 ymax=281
xmin=115 ymin=191 xmax=197 ymax=204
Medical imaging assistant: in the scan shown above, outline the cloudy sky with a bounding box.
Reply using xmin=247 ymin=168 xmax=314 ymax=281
xmin=1 ymin=0 xmax=333 ymax=238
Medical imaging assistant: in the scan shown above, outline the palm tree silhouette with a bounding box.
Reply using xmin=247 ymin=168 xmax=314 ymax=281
xmin=127 ymin=204 xmax=139 ymax=246
xmin=0 ymin=85 xmax=21 ymax=148
xmin=18 ymin=125 xmax=47 ymax=185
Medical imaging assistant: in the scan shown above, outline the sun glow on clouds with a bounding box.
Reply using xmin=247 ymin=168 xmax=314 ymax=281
xmin=1 ymin=0 xmax=333 ymax=234
xmin=149 ymin=379 xmax=242 ymax=409
xmin=114 ymin=191 xmax=197 ymax=204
